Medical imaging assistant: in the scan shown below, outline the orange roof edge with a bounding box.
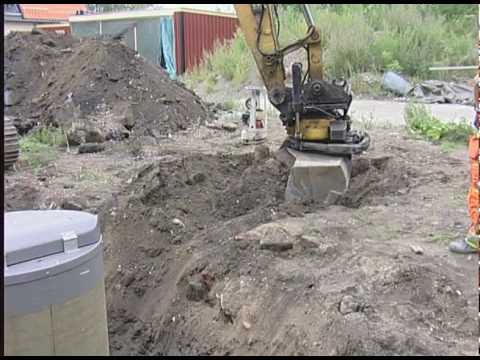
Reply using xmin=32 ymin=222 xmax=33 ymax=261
xmin=20 ymin=4 xmax=87 ymax=21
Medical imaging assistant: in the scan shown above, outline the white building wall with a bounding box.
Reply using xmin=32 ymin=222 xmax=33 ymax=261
xmin=4 ymin=21 xmax=34 ymax=36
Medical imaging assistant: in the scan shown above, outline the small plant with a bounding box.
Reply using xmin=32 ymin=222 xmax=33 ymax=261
xmin=19 ymin=127 xmax=65 ymax=169
xmin=350 ymin=73 xmax=384 ymax=97
xmin=405 ymin=102 xmax=473 ymax=144
xmin=222 ymin=100 xmax=237 ymax=111
xmin=186 ymin=30 xmax=253 ymax=88
xmin=356 ymin=113 xmax=375 ymax=131
xmin=24 ymin=127 xmax=66 ymax=147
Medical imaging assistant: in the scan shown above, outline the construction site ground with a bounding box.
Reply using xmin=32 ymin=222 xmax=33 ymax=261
xmin=4 ymin=32 xmax=477 ymax=356
xmin=5 ymin=101 xmax=477 ymax=356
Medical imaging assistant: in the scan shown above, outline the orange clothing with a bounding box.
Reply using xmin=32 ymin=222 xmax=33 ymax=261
xmin=468 ymin=135 xmax=479 ymax=234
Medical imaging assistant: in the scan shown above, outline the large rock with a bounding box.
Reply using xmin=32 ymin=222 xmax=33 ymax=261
xmin=259 ymin=227 xmax=294 ymax=251
xmin=78 ymin=143 xmax=105 ymax=154
xmin=67 ymin=127 xmax=86 ymax=146
xmin=235 ymin=222 xmax=295 ymax=252
xmin=85 ymin=128 xmax=105 ymax=143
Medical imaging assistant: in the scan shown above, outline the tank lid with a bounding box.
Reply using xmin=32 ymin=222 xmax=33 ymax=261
xmin=5 ymin=210 xmax=101 ymax=267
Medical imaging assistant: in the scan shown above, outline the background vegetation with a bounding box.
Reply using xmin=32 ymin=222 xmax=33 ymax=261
xmin=186 ymin=4 xmax=477 ymax=88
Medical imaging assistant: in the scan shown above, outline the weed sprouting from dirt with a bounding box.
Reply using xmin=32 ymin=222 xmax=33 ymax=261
xmin=405 ymin=102 xmax=473 ymax=144
xmin=19 ymin=127 xmax=65 ymax=169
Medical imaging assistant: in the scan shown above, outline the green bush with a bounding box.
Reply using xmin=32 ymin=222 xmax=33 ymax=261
xmin=189 ymin=30 xmax=253 ymax=86
xmin=405 ymin=102 xmax=473 ymax=143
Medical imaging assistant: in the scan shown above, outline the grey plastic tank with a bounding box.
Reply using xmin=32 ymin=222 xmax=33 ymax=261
xmin=4 ymin=210 xmax=110 ymax=356
xmin=382 ymin=71 xmax=413 ymax=96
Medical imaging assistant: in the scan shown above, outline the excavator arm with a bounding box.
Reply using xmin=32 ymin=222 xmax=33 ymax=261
xmin=234 ymin=4 xmax=369 ymax=156
xmin=234 ymin=4 xmax=322 ymax=95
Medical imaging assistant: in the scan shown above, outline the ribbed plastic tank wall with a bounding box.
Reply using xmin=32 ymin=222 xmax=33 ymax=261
xmin=4 ymin=210 xmax=109 ymax=356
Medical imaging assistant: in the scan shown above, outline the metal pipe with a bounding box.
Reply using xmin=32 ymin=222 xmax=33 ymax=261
xmin=134 ymin=25 xmax=137 ymax=52
xmin=429 ymin=65 xmax=476 ymax=71
xmin=300 ymin=4 xmax=315 ymax=28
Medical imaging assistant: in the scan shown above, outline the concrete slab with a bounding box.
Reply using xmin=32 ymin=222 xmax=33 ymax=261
xmin=285 ymin=148 xmax=352 ymax=204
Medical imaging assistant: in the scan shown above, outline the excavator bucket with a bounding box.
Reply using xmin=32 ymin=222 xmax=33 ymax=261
xmin=285 ymin=148 xmax=352 ymax=205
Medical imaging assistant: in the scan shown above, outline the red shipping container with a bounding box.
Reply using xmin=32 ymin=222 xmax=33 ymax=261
xmin=174 ymin=11 xmax=239 ymax=74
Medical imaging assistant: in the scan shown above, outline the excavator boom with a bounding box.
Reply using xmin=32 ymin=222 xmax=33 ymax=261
xmin=234 ymin=4 xmax=369 ymax=155
xmin=234 ymin=4 xmax=370 ymax=203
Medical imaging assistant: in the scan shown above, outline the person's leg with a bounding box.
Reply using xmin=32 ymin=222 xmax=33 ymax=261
xmin=449 ymin=135 xmax=479 ymax=254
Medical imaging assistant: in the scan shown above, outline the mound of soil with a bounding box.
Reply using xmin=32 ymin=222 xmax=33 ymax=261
xmin=4 ymin=31 xmax=208 ymax=140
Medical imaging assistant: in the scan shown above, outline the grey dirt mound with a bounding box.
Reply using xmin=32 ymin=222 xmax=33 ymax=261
xmin=4 ymin=31 xmax=208 ymax=141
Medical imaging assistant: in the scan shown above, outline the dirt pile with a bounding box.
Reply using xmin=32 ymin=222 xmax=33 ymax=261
xmin=4 ymin=31 xmax=208 ymax=141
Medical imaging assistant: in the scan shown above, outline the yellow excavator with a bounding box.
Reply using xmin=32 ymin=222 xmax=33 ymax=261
xmin=234 ymin=4 xmax=370 ymax=203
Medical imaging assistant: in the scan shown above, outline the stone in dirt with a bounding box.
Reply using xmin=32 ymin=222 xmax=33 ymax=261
xmin=339 ymin=295 xmax=362 ymax=315
xmin=205 ymin=120 xmax=238 ymax=132
xmin=221 ymin=122 xmax=238 ymax=132
xmin=186 ymin=278 xmax=210 ymax=302
xmin=192 ymin=172 xmax=206 ymax=184
xmin=67 ymin=127 xmax=86 ymax=146
xmin=85 ymin=129 xmax=105 ymax=143
xmin=254 ymin=144 xmax=270 ymax=162
xmin=258 ymin=224 xmax=294 ymax=251
xmin=409 ymin=244 xmax=424 ymax=255
xmin=78 ymin=143 xmax=105 ymax=154
xmin=61 ymin=198 xmax=85 ymax=211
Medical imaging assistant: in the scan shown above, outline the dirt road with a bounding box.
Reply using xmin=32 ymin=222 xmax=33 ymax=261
xmin=350 ymin=99 xmax=473 ymax=125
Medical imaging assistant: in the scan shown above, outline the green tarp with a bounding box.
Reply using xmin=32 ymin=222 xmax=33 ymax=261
xmin=71 ymin=16 xmax=177 ymax=77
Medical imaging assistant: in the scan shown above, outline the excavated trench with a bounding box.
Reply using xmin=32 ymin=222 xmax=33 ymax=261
xmin=5 ymin=138 xmax=473 ymax=355
xmin=100 ymin=148 xmax=420 ymax=355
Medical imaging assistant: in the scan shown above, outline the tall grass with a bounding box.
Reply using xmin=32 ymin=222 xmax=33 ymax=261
xmin=187 ymin=4 xmax=476 ymax=86
xmin=187 ymin=30 xmax=253 ymax=87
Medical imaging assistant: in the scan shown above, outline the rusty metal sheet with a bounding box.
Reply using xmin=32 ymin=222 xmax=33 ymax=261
xmin=174 ymin=11 xmax=239 ymax=74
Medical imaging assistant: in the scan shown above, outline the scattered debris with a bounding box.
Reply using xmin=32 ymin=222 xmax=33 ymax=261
xmin=205 ymin=119 xmax=239 ymax=132
xmin=412 ymin=80 xmax=473 ymax=105
xmin=339 ymin=295 xmax=362 ymax=315
xmin=409 ymin=244 xmax=424 ymax=255
xmin=172 ymin=218 xmax=185 ymax=227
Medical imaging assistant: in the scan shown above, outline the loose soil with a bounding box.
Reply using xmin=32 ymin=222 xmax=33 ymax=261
xmin=5 ymin=117 xmax=476 ymax=355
